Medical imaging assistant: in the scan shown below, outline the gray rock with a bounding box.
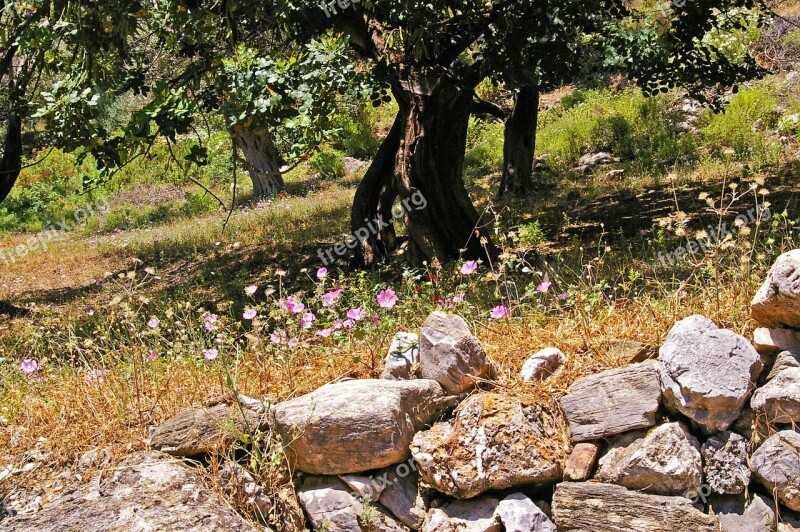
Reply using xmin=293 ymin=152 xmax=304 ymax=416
xmin=150 ymin=396 xmax=268 ymax=456
xmin=342 ymin=157 xmax=369 ymax=175
xmin=606 ymin=339 xmax=658 ymax=364
xmin=658 ymin=314 xmax=763 ymax=433
xmin=551 ymin=482 xmax=719 ymax=531
xmin=378 ymin=465 xmax=427 ymax=530
xmin=751 ymin=430 xmax=800 ymax=511
xmin=714 ymin=494 xmax=775 ymax=532
xmin=753 ymin=328 xmax=800 ymax=355
xmin=272 ymin=379 xmax=449 ymax=475
xmin=420 ymin=496 xmax=501 ymax=532
xmin=563 ymin=442 xmax=599 ymax=482
xmin=496 ymin=493 xmax=555 ymax=532
xmin=752 ymin=367 xmax=800 ymax=423
xmin=702 ymin=431 xmax=750 ymax=495
xmin=419 ymin=312 xmax=497 ymax=393
xmin=559 ymin=361 xmax=661 ymax=442
xmin=596 ymin=422 xmax=703 ymax=496
xmin=339 ymin=474 xmax=384 ymax=499
xmin=382 ymin=332 xmax=420 ymax=380
xmin=751 ymin=249 xmax=800 ymax=329
xmin=411 ymin=394 xmax=561 ymax=499
xmin=297 ymin=476 xmax=362 ymax=531
xmin=768 ymin=351 xmax=800 ymax=381
xmin=0 ymin=451 xmax=257 ymax=532
xmin=519 ymin=348 xmax=565 ymax=383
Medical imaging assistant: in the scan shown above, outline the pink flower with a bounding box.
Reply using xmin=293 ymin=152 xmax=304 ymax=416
xmin=460 ymin=261 xmax=478 ymax=275
xmin=285 ymin=296 xmax=305 ymax=314
xmin=301 ymin=312 xmax=316 ymax=329
xmin=242 ymin=307 xmax=257 ymax=320
xmin=288 ymin=337 xmax=299 ymax=348
xmin=203 ymin=348 xmax=219 ymax=360
xmin=85 ymin=368 xmax=110 ymax=385
xmin=204 ymin=314 xmax=219 ymax=331
xmin=85 ymin=306 xmax=95 ymax=316
xmin=317 ymin=267 xmax=328 ymax=280
xmin=332 ymin=319 xmax=344 ymax=331
xmin=149 ymin=350 xmax=160 ymax=360
xmin=322 ymin=289 xmax=343 ymax=307
xmin=452 ymin=292 xmax=466 ymax=303
xmin=245 ymin=285 xmax=258 ymax=295
xmin=347 ymin=307 xmax=365 ymax=321
xmin=316 ymin=328 xmax=333 ymax=337
xmin=377 ymin=289 xmax=398 ymax=309
xmin=557 ymin=292 xmax=569 ymax=301
xmin=147 ymin=318 xmax=160 ymax=329
xmin=270 ymin=330 xmax=287 ymax=344
xmin=489 ymin=305 xmax=507 ymax=320
xmin=342 ymin=318 xmax=355 ymax=329
xmin=20 ymin=359 xmax=39 ymax=375
xmin=536 ymin=281 xmax=552 ymax=293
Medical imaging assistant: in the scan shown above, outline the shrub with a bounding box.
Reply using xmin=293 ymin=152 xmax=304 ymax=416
xmin=702 ymin=84 xmax=779 ymax=157
xmin=309 ymin=147 xmax=346 ymax=179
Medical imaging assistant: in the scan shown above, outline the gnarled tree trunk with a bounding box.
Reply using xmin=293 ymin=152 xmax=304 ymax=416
xmin=497 ymin=85 xmax=539 ymax=199
xmin=232 ymin=126 xmax=284 ymax=199
xmin=0 ymin=113 xmax=22 ymax=204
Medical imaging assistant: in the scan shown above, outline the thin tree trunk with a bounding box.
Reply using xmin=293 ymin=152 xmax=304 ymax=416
xmin=0 ymin=113 xmax=22 ymax=204
xmin=232 ymin=126 xmax=284 ymax=199
xmin=498 ymin=85 xmax=539 ymax=199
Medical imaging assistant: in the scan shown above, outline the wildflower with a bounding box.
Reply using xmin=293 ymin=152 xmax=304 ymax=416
xmin=285 ymin=296 xmax=305 ymax=314
xmin=270 ymin=330 xmax=287 ymax=344
xmin=557 ymin=292 xmax=569 ymax=301
xmin=317 ymin=267 xmax=328 ymax=280
xmin=347 ymin=307 xmax=366 ymax=321
xmin=536 ymin=281 xmax=552 ymax=293
xmin=85 ymin=306 xmax=95 ymax=316
xmin=245 ymin=285 xmax=258 ymax=295
xmin=147 ymin=318 xmax=160 ymax=329
xmin=322 ymin=289 xmax=343 ymax=307
xmin=204 ymin=314 xmax=219 ymax=331
xmin=433 ymin=295 xmax=444 ymax=305
xmin=460 ymin=261 xmax=478 ymax=275
xmin=203 ymin=348 xmax=219 ymax=361
xmin=288 ymin=337 xmax=299 ymax=348
xmin=20 ymin=359 xmax=39 ymax=375
xmin=452 ymin=292 xmax=466 ymax=303
xmin=332 ymin=319 xmax=344 ymax=331
xmin=377 ymin=289 xmax=398 ymax=309
xmin=342 ymin=318 xmax=355 ymax=329
xmin=489 ymin=305 xmax=507 ymax=320
xmin=317 ymin=328 xmax=333 ymax=337
xmin=372 ymin=315 xmax=379 ymax=327
xmin=242 ymin=307 xmax=257 ymax=320
xmin=301 ymin=312 xmax=316 ymax=329
xmin=85 ymin=369 xmax=110 ymax=385
xmin=149 ymin=350 xmax=160 ymax=360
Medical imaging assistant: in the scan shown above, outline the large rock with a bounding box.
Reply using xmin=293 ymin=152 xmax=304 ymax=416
xmin=753 ymin=328 xmax=800 ymax=354
xmin=752 ymin=367 xmax=800 ymax=423
xmin=658 ymin=315 xmax=763 ymax=433
xmin=382 ymin=332 xmax=420 ymax=380
xmin=420 ymin=496 xmax=501 ymax=532
xmin=751 ymin=430 xmax=800 ymax=511
xmin=419 ymin=312 xmax=497 ymax=393
xmin=596 ymin=422 xmax=703 ymax=496
xmin=751 ymin=249 xmax=800 ymax=329
xmin=0 ymin=451 xmax=257 ymax=531
xmin=496 ymin=493 xmax=555 ymax=532
xmin=519 ymin=348 xmax=565 ymax=383
xmin=411 ymin=393 xmax=561 ymax=499
xmin=713 ymin=494 xmax=775 ymax=532
xmin=272 ymin=379 xmax=449 ymax=475
xmin=150 ymin=396 xmax=268 ymax=456
xmin=551 ymin=482 xmax=719 ymax=531
xmin=377 ymin=464 xmax=427 ymax=530
xmin=701 ymin=431 xmax=750 ymax=495
xmin=296 ymin=476 xmax=362 ymax=531
xmin=559 ymin=361 xmax=661 ymax=442
xmin=768 ymin=350 xmax=800 ymax=381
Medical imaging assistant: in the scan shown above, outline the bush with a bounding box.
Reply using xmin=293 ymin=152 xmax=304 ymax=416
xmin=309 ymin=147 xmax=346 ymax=179
xmin=333 ymin=106 xmax=382 ymax=160
xmin=702 ymin=84 xmax=779 ymax=157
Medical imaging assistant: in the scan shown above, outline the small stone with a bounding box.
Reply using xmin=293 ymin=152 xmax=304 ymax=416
xmin=496 ymin=493 xmax=555 ymax=532
xmin=701 ymin=431 xmax=750 ymax=495
xmin=559 ymin=361 xmax=661 ymax=442
xmin=607 ymin=339 xmax=658 ymax=363
xmin=754 ymin=328 xmax=800 ymax=355
xmin=382 ymin=332 xmax=420 ymax=380
xmin=519 ymin=348 xmax=565 ymax=382
xmin=377 ymin=465 xmax=427 ymax=530
xmin=768 ymin=351 xmax=800 ymax=381
xmin=751 ymin=249 xmax=800 ymax=329
xmin=752 ymin=367 xmax=800 ymax=423
xmin=419 ymin=312 xmax=498 ymax=393
xmin=596 ymin=422 xmax=703 ymax=496
xmin=296 ymin=476 xmax=362 ymax=532
xmin=563 ymin=443 xmax=599 ymax=482
xmin=420 ymin=496 xmax=501 ymax=532
xmin=751 ymin=430 xmax=800 ymax=511
xmin=338 ymin=474 xmax=384 ymax=499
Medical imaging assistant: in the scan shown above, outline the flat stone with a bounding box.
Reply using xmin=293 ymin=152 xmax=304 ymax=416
xmin=596 ymin=422 xmax=703 ymax=496
xmin=377 ymin=463 xmax=427 ymax=530
xmin=419 ymin=312 xmax=497 ymax=393
xmin=150 ymin=396 xmax=268 ymax=456
xmin=519 ymin=348 xmax=565 ymax=382
xmin=496 ymin=493 xmax=555 ymax=532
xmin=272 ymin=379 xmax=449 ymax=475
xmin=754 ymin=328 xmax=800 ymax=355
xmin=338 ymin=474 xmax=384 ymax=499
xmin=563 ymin=442 xmax=599 ymax=482
xmin=658 ymin=314 xmax=763 ymax=433
xmin=296 ymin=476 xmax=362 ymax=531
xmin=420 ymin=496 xmax=501 ymax=532
xmin=551 ymin=482 xmax=719 ymax=531
xmin=607 ymin=339 xmax=658 ymax=363
xmin=768 ymin=350 xmax=800 ymax=380
xmin=411 ymin=393 xmax=561 ymax=499
xmin=751 ymin=430 xmax=800 ymax=511
xmin=751 ymin=249 xmax=800 ymax=329
xmin=752 ymin=367 xmax=800 ymax=423
xmin=382 ymin=332 xmax=420 ymax=380
xmin=559 ymin=361 xmax=661 ymax=442
xmin=0 ymin=451 xmax=257 ymax=532
xmin=701 ymin=431 xmax=750 ymax=495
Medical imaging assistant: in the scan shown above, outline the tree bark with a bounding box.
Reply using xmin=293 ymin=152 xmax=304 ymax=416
xmin=232 ymin=126 xmax=284 ymax=199
xmin=0 ymin=113 xmax=22 ymax=204
xmin=498 ymin=85 xmax=539 ymax=199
